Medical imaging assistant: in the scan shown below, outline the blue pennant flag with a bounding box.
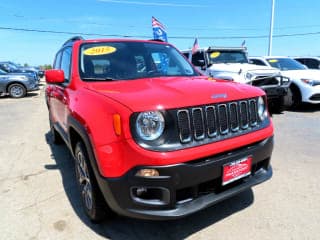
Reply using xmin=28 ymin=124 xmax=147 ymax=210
xmin=152 ymin=16 xmax=168 ymax=42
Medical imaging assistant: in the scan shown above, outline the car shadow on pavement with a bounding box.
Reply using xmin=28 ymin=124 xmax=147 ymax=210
xmin=0 ymin=92 xmax=39 ymax=99
xmin=286 ymin=103 xmax=320 ymax=113
xmin=45 ymin=131 xmax=254 ymax=239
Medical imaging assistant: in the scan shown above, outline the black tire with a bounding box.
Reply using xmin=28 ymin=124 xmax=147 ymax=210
xmin=49 ymin=114 xmax=63 ymax=144
xmin=74 ymin=141 xmax=111 ymax=222
xmin=289 ymin=84 xmax=302 ymax=108
xmin=8 ymin=83 xmax=26 ymax=98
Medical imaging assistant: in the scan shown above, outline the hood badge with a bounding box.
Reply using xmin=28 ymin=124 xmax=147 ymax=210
xmin=211 ymin=93 xmax=228 ymax=99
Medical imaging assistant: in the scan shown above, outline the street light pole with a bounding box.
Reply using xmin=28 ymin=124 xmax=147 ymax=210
xmin=268 ymin=0 xmax=275 ymax=56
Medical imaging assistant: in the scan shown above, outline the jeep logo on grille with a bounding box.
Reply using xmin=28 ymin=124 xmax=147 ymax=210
xmin=211 ymin=93 xmax=227 ymax=99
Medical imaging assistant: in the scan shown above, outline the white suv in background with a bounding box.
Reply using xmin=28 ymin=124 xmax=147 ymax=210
xmin=182 ymin=47 xmax=289 ymax=113
xmin=249 ymin=56 xmax=320 ymax=106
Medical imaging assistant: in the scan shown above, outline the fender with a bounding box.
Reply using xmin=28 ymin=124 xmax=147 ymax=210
xmin=67 ymin=115 xmax=117 ymax=207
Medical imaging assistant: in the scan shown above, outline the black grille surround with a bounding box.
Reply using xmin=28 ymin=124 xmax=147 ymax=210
xmin=130 ymin=97 xmax=270 ymax=151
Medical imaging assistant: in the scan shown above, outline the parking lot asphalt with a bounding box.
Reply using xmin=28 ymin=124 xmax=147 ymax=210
xmin=0 ymin=86 xmax=320 ymax=240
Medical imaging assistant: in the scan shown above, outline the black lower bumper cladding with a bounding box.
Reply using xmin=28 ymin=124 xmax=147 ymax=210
xmin=97 ymin=136 xmax=274 ymax=220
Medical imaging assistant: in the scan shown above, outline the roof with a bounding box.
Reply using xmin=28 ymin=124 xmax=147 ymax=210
xmin=181 ymin=46 xmax=247 ymax=52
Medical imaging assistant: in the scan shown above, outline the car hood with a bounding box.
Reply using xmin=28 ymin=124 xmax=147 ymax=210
xmin=85 ymin=76 xmax=264 ymax=112
xmin=208 ymin=63 xmax=279 ymax=75
xmin=279 ymin=69 xmax=320 ymax=80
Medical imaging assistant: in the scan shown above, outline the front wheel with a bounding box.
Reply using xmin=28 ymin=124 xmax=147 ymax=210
xmin=8 ymin=83 xmax=26 ymax=98
xmin=74 ymin=142 xmax=111 ymax=222
xmin=285 ymin=85 xmax=301 ymax=108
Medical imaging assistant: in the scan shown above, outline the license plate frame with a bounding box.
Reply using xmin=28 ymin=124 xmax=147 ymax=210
xmin=222 ymin=156 xmax=252 ymax=186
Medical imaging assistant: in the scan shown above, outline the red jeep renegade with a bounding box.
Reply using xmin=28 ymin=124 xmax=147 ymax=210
xmin=45 ymin=36 xmax=273 ymax=222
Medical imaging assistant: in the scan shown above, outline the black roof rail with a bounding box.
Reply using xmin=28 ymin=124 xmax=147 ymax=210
xmin=148 ymin=39 xmax=164 ymax=42
xmin=62 ymin=36 xmax=84 ymax=46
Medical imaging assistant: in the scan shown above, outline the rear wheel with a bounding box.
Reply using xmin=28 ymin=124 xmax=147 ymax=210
xmin=8 ymin=83 xmax=26 ymax=98
xmin=74 ymin=141 xmax=111 ymax=222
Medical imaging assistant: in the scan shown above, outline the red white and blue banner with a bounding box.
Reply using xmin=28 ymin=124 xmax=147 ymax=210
xmin=152 ymin=16 xmax=168 ymax=42
xmin=192 ymin=38 xmax=199 ymax=54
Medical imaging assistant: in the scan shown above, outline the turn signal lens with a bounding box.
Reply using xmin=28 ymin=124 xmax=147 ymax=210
xmin=135 ymin=169 xmax=159 ymax=177
xmin=113 ymin=114 xmax=121 ymax=136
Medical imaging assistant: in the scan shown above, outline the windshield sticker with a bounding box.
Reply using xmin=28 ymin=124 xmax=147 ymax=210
xmin=268 ymin=59 xmax=278 ymax=63
xmin=210 ymin=52 xmax=221 ymax=58
xmin=84 ymin=46 xmax=116 ymax=56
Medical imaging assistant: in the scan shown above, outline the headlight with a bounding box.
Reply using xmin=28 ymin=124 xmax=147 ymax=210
xmin=136 ymin=111 xmax=165 ymax=141
xmin=257 ymin=96 xmax=267 ymax=121
xmin=301 ymin=79 xmax=314 ymax=86
xmin=245 ymin=72 xmax=253 ymax=80
xmin=301 ymin=79 xmax=320 ymax=86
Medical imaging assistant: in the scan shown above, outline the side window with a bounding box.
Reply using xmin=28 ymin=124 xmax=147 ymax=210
xmin=295 ymin=59 xmax=305 ymax=65
xmin=54 ymin=51 xmax=62 ymax=69
xmin=251 ymin=59 xmax=267 ymax=66
xmin=60 ymin=47 xmax=72 ymax=83
xmin=306 ymin=59 xmax=319 ymax=69
xmin=191 ymin=51 xmax=205 ymax=67
xmin=182 ymin=52 xmax=189 ymax=59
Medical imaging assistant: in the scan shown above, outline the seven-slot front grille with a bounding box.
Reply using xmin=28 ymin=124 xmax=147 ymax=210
xmin=177 ymin=98 xmax=259 ymax=143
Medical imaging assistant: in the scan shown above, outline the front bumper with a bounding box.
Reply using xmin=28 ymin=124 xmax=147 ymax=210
xmin=26 ymin=82 xmax=39 ymax=91
xmin=301 ymin=84 xmax=320 ymax=103
xmin=261 ymin=85 xmax=288 ymax=100
xmin=96 ymin=136 xmax=273 ymax=220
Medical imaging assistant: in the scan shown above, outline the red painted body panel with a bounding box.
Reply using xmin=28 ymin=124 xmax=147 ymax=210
xmin=96 ymin=124 xmax=273 ymax=177
xmin=85 ymin=77 xmax=265 ymax=112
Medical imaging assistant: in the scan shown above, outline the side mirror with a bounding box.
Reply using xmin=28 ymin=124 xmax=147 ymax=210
xmin=45 ymin=69 xmax=65 ymax=84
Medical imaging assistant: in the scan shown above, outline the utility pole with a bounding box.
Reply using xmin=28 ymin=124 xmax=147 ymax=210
xmin=268 ymin=0 xmax=275 ymax=56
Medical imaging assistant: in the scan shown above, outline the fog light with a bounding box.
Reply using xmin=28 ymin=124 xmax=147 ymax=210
xmin=136 ymin=187 xmax=147 ymax=196
xmin=135 ymin=169 xmax=159 ymax=177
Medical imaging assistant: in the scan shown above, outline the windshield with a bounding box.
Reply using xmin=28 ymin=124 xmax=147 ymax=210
xmin=207 ymin=50 xmax=248 ymax=64
xmin=266 ymin=58 xmax=306 ymax=71
xmin=79 ymin=41 xmax=198 ymax=81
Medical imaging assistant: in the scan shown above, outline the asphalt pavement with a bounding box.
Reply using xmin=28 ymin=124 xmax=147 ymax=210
xmin=0 ymin=86 xmax=320 ymax=240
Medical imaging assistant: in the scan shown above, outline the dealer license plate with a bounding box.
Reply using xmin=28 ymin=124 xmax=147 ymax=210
xmin=222 ymin=156 xmax=252 ymax=186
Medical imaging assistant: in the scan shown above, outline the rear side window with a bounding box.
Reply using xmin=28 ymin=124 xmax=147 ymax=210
xmin=305 ymin=59 xmax=320 ymax=69
xmin=251 ymin=59 xmax=266 ymax=66
xmin=192 ymin=51 xmax=206 ymax=67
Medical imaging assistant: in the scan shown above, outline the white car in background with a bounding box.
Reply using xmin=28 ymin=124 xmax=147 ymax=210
xmin=249 ymin=56 xmax=320 ymax=106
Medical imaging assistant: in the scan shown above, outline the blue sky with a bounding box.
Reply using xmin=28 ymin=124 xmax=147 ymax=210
xmin=0 ymin=0 xmax=319 ymax=66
